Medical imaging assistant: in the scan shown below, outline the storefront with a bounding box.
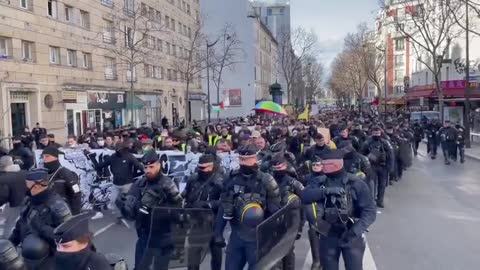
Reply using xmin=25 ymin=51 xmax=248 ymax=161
xmin=124 ymin=93 xmax=163 ymax=127
xmin=65 ymin=90 xmax=125 ymax=135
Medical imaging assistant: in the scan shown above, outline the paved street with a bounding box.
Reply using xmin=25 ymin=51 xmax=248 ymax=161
xmin=1 ymin=143 xmax=480 ymax=269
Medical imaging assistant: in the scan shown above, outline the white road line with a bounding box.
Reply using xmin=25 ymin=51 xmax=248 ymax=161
xmin=93 ymin=222 xmax=116 ymax=237
xmin=302 ymin=237 xmax=377 ymax=270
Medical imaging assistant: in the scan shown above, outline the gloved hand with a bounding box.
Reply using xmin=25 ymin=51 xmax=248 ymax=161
xmin=212 ymin=235 xmax=226 ymax=248
xmin=339 ymin=230 xmax=357 ymax=247
xmin=324 ymin=187 xmax=345 ymax=196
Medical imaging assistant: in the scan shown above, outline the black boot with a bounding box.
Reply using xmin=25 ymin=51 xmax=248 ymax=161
xmin=376 ymin=201 xmax=385 ymax=208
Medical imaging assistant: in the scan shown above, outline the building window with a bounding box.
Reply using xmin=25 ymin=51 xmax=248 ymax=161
xmin=165 ymin=15 xmax=170 ymax=28
xmin=127 ymin=64 xmax=136 ymax=81
xmin=65 ymin=5 xmax=73 ymax=22
xmin=178 ymin=22 xmax=182 ymax=34
xmin=103 ymin=19 xmax=115 ymax=43
xmin=157 ymin=39 xmax=163 ymax=51
xmin=154 ymin=66 xmax=161 ymax=78
xmin=395 ymin=54 xmax=405 ymax=66
xmin=81 ymin=52 xmax=91 ymax=69
xmin=21 ymin=40 xmax=34 ymax=61
xmin=67 ymin=49 xmax=77 ymax=66
xmin=166 ymin=42 xmax=170 ymax=54
xmin=124 ymin=0 xmax=134 ymax=14
xmin=20 ymin=0 xmax=28 ymax=9
xmin=104 ymin=57 xmax=116 ymax=79
xmin=0 ymin=37 xmax=9 ymax=58
xmin=140 ymin=3 xmax=147 ymax=15
xmin=101 ymin=0 xmax=113 ymax=7
xmin=171 ymin=18 xmax=175 ymax=31
xmin=80 ymin=10 xmax=90 ymax=28
xmin=144 ymin=64 xmax=152 ymax=77
xmin=47 ymin=0 xmax=57 ymax=17
xmin=125 ymin=26 xmax=133 ymax=47
xmin=267 ymin=8 xmax=272 ymax=15
xmin=49 ymin=46 xmax=60 ymax=64
xmin=156 ymin=10 xmax=162 ymax=23
xmin=188 ymin=27 xmax=191 ymax=38
xmin=187 ymin=4 xmax=190 ymax=14
xmin=167 ymin=69 xmax=171 ymax=80
xmin=172 ymin=44 xmax=176 ymax=56
xmin=394 ymin=69 xmax=404 ymax=84
xmin=395 ymin=38 xmax=405 ymax=51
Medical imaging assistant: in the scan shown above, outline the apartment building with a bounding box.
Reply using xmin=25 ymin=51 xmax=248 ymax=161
xmin=254 ymin=18 xmax=278 ymax=101
xmin=0 ymin=0 xmax=202 ymax=143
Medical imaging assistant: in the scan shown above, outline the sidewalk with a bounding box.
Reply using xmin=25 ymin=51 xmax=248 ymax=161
xmin=422 ymin=140 xmax=480 ymax=161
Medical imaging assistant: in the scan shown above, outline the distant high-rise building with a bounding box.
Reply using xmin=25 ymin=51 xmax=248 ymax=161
xmin=250 ymin=0 xmax=291 ymax=40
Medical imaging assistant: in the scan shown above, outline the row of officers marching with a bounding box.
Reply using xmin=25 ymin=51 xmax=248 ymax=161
xmin=0 ymin=120 xmax=434 ymax=270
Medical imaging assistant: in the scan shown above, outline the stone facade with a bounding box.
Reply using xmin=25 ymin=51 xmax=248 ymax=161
xmin=0 ymin=0 xmax=202 ymax=144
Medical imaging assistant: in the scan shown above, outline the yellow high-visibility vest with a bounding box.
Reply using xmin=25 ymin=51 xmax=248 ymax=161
xmin=300 ymin=143 xmax=305 ymax=154
xmin=208 ymin=135 xmax=215 ymax=146
xmin=181 ymin=143 xmax=186 ymax=153
xmin=214 ymin=134 xmax=232 ymax=145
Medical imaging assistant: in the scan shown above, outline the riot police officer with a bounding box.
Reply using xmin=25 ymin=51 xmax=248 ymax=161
xmin=455 ymin=123 xmax=466 ymax=163
xmin=115 ymin=150 xmax=182 ymax=270
xmin=42 ymin=146 xmax=82 ymax=215
xmin=361 ymin=126 xmax=394 ymax=208
xmin=303 ymin=133 xmax=332 ymax=164
xmin=425 ymin=120 xmax=440 ymax=159
xmin=303 ymin=155 xmax=326 ymax=270
xmin=337 ymin=140 xmax=373 ymax=196
xmin=9 ymin=168 xmax=72 ymax=270
xmin=270 ymin=153 xmax=304 ymax=270
xmin=412 ymin=120 xmax=424 ymax=156
xmin=438 ymin=120 xmax=458 ymax=165
xmin=182 ymin=154 xmax=224 ymax=270
xmin=53 ymin=212 xmax=112 ymax=270
xmin=215 ymin=144 xmax=281 ymax=270
xmin=350 ymin=122 xmax=367 ymax=146
xmin=301 ymin=150 xmax=376 ymax=270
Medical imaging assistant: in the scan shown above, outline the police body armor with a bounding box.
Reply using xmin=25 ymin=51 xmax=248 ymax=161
xmin=307 ymin=176 xmax=355 ymax=237
xmin=343 ymin=154 xmax=367 ymax=180
xmin=366 ymin=140 xmax=387 ymax=166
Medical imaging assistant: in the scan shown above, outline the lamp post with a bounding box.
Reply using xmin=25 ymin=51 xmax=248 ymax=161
xmin=465 ymin=1 xmax=472 ymax=148
xmin=206 ymin=39 xmax=219 ymax=123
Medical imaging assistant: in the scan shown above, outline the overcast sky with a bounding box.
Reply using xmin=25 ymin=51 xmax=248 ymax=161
xmin=291 ymin=0 xmax=380 ymax=71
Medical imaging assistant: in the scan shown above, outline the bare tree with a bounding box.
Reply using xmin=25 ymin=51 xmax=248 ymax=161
xmin=210 ymin=24 xmax=243 ymax=118
xmin=447 ymin=0 xmax=480 ymax=36
xmin=278 ymin=27 xmax=319 ymax=104
xmin=86 ymin=2 xmax=166 ymax=124
xmin=172 ymin=21 xmax=207 ymax=124
xmin=390 ymin=0 xmax=464 ymax=118
xmin=303 ymin=56 xmax=324 ymax=104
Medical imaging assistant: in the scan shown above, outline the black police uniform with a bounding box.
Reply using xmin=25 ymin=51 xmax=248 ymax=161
xmin=341 ymin=146 xmax=374 ymax=197
xmin=182 ymin=155 xmax=224 ymax=270
xmin=438 ymin=125 xmax=458 ymax=164
xmin=303 ymin=169 xmax=326 ymax=270
xmin=361 ymin=136 xmax=394 ymax=208
xmin=53 ymin=212 xmax=112 ymax=270
xmin=302 ymin=154 xmax=376 ymax=270
xmin=116 ymin=151 xmax=182 ymax=270
xmin=385 ymin=130 xmax=408 ymax=181
xmin=9 ymin=141 xmax=34 ymax=170
xmin=0 ymin=239 xmax=25 ymax=270
xmin=412 ymin=122 xmax=424 ymax=156
xmin=43 ymin=147 xmax=82 ymax=215
xmin=9 ymin=169 xmax=72 ymax=270
xmin=215 ymin=145 xmax=281 ymax=270
xmin=455 ymin=124 xmax=466 ymax=163
xmin=425 ymin=121 xmax=440 ymax=159
xmin=271 ymin=160 xmax=304 ymax=270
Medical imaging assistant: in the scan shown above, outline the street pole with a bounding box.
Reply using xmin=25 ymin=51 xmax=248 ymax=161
xmin=465 ymin=1 xmax=472 ymax=148
xmin=206 ymin=40 xmax=211 ymax=123
xmin=383 ymin=48 xmax=388 ymax=120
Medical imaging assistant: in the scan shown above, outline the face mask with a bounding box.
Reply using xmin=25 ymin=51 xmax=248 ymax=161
xmin=273 ymin=170 xmax=287 ymax=179
xmin=239 ymin=164 xmax=257 ymax=175
xmin=44 ymin=159 xmax=60 ymax=173
xmin=198 ymin=170 xmax=214 ymax=179
xmin=55 ymin=247 xmax=90 ymax=269
xmin=97 ymin=140 xmax=105 ymax=147
xmin=372 ymin=135 xmax=380 ymax=141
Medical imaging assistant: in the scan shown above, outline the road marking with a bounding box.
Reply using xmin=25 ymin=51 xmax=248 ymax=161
xmin=302 ymin=237 xmax=377 ymax=270
xmin=93 ymin=222 xmax=116 ymax=237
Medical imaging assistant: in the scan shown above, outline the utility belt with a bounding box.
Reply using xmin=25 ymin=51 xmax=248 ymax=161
xmin=311 ymin=208 xmax=356 ymax=237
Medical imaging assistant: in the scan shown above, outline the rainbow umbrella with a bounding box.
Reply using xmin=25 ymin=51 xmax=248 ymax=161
xmin=254 ymin=101 xmax=288 ymax=115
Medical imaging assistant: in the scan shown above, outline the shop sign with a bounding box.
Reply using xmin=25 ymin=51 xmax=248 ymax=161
xmin=62 ymin=91 xmax=77 ymax=103
xmin=87 ymin=91 xmax=126 ymax=110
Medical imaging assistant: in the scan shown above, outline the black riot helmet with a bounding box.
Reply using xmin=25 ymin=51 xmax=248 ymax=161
xmin=0 ymin=239 xmax=25 ymax=270
xmin=21 ymin=235 xmax=50 ymax=267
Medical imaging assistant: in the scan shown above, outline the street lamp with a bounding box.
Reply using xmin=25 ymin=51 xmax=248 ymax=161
xmin=375 ymin=45 xmax=388 ymax=120
xmin=465 ymin=2 xmax=472 ymax=148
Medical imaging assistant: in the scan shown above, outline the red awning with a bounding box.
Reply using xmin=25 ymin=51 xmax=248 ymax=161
xmin=406 ymin=89 xmax=434 ymax=99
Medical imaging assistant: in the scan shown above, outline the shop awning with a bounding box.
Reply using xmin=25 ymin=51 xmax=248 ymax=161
xmin=406 ymin=89 xmax=434 ymax=99
xmin=126 ymin=93 xmax=144 ymax=110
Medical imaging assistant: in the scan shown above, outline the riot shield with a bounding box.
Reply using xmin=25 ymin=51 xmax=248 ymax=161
xmin=398 ymin=140 xmax=413 ymax=168
xmin=256 ymin=199 xmax=301 ymax=270
xmin=140 ymin=207 xmax=215 ymax=269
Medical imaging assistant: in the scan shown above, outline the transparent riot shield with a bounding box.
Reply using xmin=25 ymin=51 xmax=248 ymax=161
xmin=256 ymin=199 xmax=301 ymax=270
xmin=139 ymin=207 xmax=215 ymax=269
